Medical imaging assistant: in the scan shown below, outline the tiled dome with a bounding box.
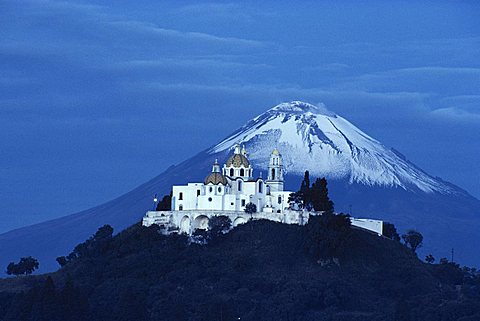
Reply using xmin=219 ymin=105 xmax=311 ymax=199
xmin=204 ymin=172 xmax=227 ymax=185
xmin=225 ymin=154 xmax=250 ymax=168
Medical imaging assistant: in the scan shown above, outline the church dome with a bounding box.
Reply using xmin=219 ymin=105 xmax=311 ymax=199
xmin=204 ymin=172 xmax=227 ymax=185
xmin=225 ymin=153 xmax=250 ymax=168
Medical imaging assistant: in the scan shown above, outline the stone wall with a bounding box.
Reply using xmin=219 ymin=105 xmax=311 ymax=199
xmin=142 ymin=210 xmax=383 ymax=236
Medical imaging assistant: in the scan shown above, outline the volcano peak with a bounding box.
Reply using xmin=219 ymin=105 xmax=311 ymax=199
xmin=270 ymin=101 xmax=336 ymax=117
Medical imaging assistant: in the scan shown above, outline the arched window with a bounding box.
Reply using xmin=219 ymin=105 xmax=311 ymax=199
xmin=271 ymin=169 xmax=276 ymax=180
xmin=179 ymin=205 xmax=183 ymax=211
xmin=209 ymin=187 xmax=213 ymax=193
xmin=259 ymin=181 xmax=263 ymax=193
xmin=218 ymin=186 xmax=222 ymax=193
xmin=278 ymin=196 xmax=282 ymax=204
xmin=230 ymin=168 xmax=234 ymax=176
xmin=240 ymin=168 xmax=245 ymax=176
xmin=179 ymin=192 xmax=183 ymax=200
xmin=238 ymin=180 xmax=242 ymax=191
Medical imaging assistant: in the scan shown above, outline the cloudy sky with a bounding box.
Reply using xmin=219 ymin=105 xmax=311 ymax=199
xmin=1 ymin=0 xmax=479 ymax=232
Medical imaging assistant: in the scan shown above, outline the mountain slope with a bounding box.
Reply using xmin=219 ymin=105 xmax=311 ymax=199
xmin=0 ymin=101 xmax=479 ymax=274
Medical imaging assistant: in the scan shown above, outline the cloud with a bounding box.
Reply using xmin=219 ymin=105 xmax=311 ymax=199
xmin=430 ymin=107 xmax=480 ymax=124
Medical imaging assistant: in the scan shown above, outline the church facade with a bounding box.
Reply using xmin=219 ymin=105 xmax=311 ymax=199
xmin=171 ymin=144 xmax=291 ymax=214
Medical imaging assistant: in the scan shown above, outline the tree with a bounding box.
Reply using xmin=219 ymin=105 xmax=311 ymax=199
xmin=6 ymin=256 xmax=39 ymax=276
xmin=288 ymin=191 xmax=304 ymax=210
xmin=439 ymin=257 xmax=449 ymax=265
xmin=304 ymin=212 xmax=351 ymax=261
xmin=56 ymin=256 xmax=68 ymax=267
xmin=93 ymin=224 xmax=114 ymax=241
xmin=310 ymin=178 xmax=334 ymax=213
xmin=425 ymin=254 xmax=435 ymax=264
xmin=208 ymin=216 xmax=232 ymax=241
xmin=156 ymin=192 xmax=172 ymax=211
xmin=402 ymin=230 xmax=423 ymax=253
xmin=383 ymin=222 xmax=400 ymax=241
xmin=300 ymin=171 xmax=311 ymax=209
xmin=245 ymin=202 xmax=257 ymax=214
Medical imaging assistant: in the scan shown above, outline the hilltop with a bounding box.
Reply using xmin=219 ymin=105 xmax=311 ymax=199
xmin=1 ymin=219 xmax=479 ymax=321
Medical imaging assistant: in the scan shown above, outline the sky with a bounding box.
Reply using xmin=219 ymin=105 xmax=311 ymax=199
xmin=0 ymin=0 xmax=479 ymax=233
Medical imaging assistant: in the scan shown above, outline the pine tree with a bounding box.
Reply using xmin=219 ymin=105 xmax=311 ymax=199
xmin=300 ymin=171 xmax=312 ymax=210
xmin=310 ymin=178 xmax=334 ymax=213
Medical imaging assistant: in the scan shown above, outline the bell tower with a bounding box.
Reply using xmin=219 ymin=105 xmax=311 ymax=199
xmin=266 ymin=148 xmax=284 ymax=192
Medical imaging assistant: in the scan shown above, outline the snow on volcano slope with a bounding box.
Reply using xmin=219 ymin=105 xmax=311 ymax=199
xmin=212 ymin=101 xmax=454 ymax=194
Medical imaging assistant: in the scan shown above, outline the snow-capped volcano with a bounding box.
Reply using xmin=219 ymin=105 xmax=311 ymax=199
xmin=211 ymin=101 xmax=453 ymax=194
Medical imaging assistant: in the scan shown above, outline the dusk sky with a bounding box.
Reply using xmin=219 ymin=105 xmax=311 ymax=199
xmin=1 ymin=0 xmax=479 ymax=233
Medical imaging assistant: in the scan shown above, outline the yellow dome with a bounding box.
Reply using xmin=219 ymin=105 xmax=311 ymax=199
xmin=272 ymin=148 xmax=280 ymax=155
xmin=204 ymin=172 xmax=227 ymax=185
xmin=225 ymin=153 xmax=250 ymax=168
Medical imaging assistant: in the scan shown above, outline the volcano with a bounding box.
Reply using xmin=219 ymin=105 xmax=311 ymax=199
xmin=1 ymin=101 xmax=479 ymax=273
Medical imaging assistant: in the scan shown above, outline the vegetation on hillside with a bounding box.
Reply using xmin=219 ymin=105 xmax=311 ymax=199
xmin=1 ymin=218 xmax=479 ymax=321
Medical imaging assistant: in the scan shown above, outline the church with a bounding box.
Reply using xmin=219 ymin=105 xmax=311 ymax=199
xmin=142 ymin=144 xmax=383 ymax=236
xmin=171 ymin=144 xmax=291 ymax=214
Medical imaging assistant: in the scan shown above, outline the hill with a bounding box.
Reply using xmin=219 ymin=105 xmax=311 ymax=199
xmin=1 ymin=219 xmax=479 ymax=321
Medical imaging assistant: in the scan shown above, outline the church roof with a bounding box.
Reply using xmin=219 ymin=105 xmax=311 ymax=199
xmin=225 ymin=153 xmax=250 ymax=168
xmin=204 ymin=172 xmax=228 ymax=185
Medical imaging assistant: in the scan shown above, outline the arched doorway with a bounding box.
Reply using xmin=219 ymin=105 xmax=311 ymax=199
xmin=194 ymin=215 xmax=209 ymax=230
xmin=233 ymin=216 xmax=247 ymax=227
xmin=179 ymin=215 xmax=191 ymax=234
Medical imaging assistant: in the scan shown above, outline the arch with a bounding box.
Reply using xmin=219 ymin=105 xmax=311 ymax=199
xmin=238 ymin=180 xmax=242 ymax=191
xmin=194 ymin=215 xmax=209 ymax=230
xmin=233 ymin=216 xmax=247 ymax=227
xmin=258 ymin=181 xmax=263 ymax=193
xmin=271 ymin=168 xmax=276 ymax=180
xmin=230 ymin=168 xmax=234 ymax=176
xmin=179 ymin=192 xmax=183 ymax=200
xmin=179 ymin=215 xmax=191 ymax=234
xmin=240 ymin=168 xmax=245 ymax=176
xmin=179 ymin=205 xmax=183 ymax=211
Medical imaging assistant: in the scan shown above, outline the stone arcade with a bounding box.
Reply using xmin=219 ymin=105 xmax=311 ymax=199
xmin=142 ymin=144 xmax=383 ymax=235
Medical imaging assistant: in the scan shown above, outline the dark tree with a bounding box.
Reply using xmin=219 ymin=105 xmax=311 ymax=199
xmin=93 ymin=224 xmax=114 ymax=241
xmin=6 ymin=256 xmax=39 ymax=276
xmin=208 ymin=216 xmax=232 ymax=241
xmin=156 ymin=191 xmax=172 ymax=211
xmin=310 ymin=178 xmax=334 ymax=213
xmin=425 ymin=254 xmax=435 ymax=264
xmin=300 ymin=171 xmax=311 ymax=208
xmin=244 ymin=202 xmax=257 ymax=214
xmin=68 ymin=224 xmax=114 ymax=261
xmin=304 ymin=212 xmax=351 ymax=261
xmin=56 ymin=256 xmax=68 ymax=267
xmin=383 ymin=222 xmax=400 ymax=241
xmin=288 ymin=191 xmax=304 ymax=210
xmin=402 ymin=230 xmax=423 ymax=253
xmin=439 ymin=257 xmax=449 ymax=265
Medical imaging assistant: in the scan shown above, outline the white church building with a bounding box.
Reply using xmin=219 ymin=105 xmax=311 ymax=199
xmin=142 ymin=144 xmax=383 ymax=235
xmin=172 ymin=144 xmax=291 ymax=214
